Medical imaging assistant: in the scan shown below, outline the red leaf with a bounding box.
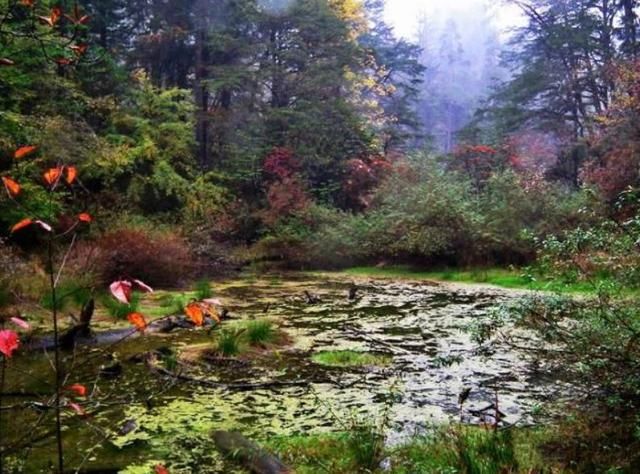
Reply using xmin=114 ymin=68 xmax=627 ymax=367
xmin=70 ymin=44 xmax=88 ymax=56
xmin=0 ymin=58 xmax=15 ymax=66
xmin=14 ymin=146 xmax=37 ymax=160
xmin=54 ymin=57 xmax=72 ymax=66
xmin=66 ymin=384 xmax=87 ymax=397
xmin=0 ymin=330 xmax=19 ymax=358
xmin=78 ymin=213 xmax=92 ymax=223
xmin=2 ymin=176 xmax=21 ymax=197
xmin=11 ymin=218 xmax=33 ymax=233
xmin=110 ymin=280 xmax=132 ymax=304
xmin=154 ymin=465 xmax=170 ymax=474
xmin=127 ymin=313 xmax=147 ymax=332
xmin=20 ymin=0 xmax=35 ymax=7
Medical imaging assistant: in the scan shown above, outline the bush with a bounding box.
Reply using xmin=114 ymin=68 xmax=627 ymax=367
xmin=91 ymin=228 xmax=193 ymax=288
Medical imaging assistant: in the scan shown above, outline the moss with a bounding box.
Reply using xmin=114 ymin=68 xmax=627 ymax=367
xmin=312 ymin=350 xmax=392 ymax=368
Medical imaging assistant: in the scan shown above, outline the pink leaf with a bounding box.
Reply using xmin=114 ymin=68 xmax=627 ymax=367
xmin=109 ymin=280 xmax=132 ymax=304
xmin=133 ymin=279 xmax=153 ymax=294
xmin=10 ymin=316 xmax=30 ymax=330
xmin=203 ymin=298 xmax=222 ymax=306
xmin=0 ymin=330 xmax=20 ymax=358
xmin=68 ymin=402 xmax=87 ymax=417
xmin=34 ymin=220 xmax=52 ymax=232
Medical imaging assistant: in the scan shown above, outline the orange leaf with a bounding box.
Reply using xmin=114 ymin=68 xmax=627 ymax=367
xmin=2 ymin=177 xmax=21 ymax=197
xmin=70 ymin=44 xmax=88 ymax=56
xmin=14 ymin=145 xmax=37 ymax=160
xmin=78 ymin=213 xmax=92 ymax=223
xmin=65 ymin=166 xmax=78 ymax=184
xmin=201 ymin=303 xmax=221 ymax=324
xmin=11 ymin=218 xmax=33 ymax=233
xmin=0 ymin=58 xmax=15 ymax=66
xmin=20 ymin=0 xmax=35 ymax=6
xmin=66 ymin=384 xmax=87 ymax=397
xmin=43 ymin=166 xmax=63 ymax=186
xmin=184 ymin=303 xmax=204 ymax=327
xmin=154 ymin=465 xmax=170 ymax=474
xmin=127 ymin=313 xmax=147 ymax=332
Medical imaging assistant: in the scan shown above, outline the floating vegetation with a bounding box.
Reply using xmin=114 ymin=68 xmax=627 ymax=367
xmin=312 ymin=350 xmax=392 ymax=368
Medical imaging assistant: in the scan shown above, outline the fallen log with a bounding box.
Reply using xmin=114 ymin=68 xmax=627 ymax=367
xmin=212 ymin=430 xmax=292 ymax=474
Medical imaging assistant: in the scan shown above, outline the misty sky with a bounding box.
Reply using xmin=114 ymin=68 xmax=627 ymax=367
xmin=384 ymin=0 xmax=524 ymax=39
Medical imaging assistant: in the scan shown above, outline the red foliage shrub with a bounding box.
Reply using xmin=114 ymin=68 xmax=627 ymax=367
xmin=451 ymin=144 xmax=502 ymax=187
xmin=582 ymin=61 xmax=640 ymax=203
xmin=263 ymin=147 xmax=301 ymax=180
xmin=90 ymin=229 xmax=193 ymax=288
xmin=262 ymin=176 xmax=311 ymax=226
xmin=342 ymin=155 xmax=392 ymax=210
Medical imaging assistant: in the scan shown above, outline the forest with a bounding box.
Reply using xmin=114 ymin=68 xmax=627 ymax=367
xmin=0 ymin=0 xmax=639 ymax=472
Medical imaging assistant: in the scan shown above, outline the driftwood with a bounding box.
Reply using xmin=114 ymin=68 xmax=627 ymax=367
xmin=212 ymin=430 xmax=292 ymax=474
xmin=27 ymin=314 xmax=220 ymax=351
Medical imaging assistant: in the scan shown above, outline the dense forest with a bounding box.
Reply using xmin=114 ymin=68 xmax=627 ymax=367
xmin=1 ymin=0 xmax=640 ymax=472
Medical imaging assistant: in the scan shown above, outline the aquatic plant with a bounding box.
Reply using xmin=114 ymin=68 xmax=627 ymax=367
xmin=194 ymin=279 xmax=213 ymax=300
xmin=245 ymin=320 xmax=276 ymax=346
xmin=312 ymin=350 xmax=391 ymax=368
xmin=216 ymin=329 xmax=243 ymax=357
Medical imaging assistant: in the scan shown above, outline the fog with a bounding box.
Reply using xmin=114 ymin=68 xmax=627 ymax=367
xmin=385 ymin=0 xmax=522 ymax=151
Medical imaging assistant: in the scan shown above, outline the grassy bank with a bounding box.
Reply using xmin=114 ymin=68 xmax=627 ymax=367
xmin=337 ymin=266 xmax=612 ymax=294
xmin=267 ymin=426 xmax=558 ymax=474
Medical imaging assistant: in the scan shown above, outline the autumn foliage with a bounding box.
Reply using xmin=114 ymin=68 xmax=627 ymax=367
xmin=581 ymin=61 xmax=640 ymax=203
xmin=92 ymin=229 xmax=193 ymax=288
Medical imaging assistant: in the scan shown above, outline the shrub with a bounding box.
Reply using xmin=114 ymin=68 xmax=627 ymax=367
xmin=92 ymin=228 xmax=193 ymax=288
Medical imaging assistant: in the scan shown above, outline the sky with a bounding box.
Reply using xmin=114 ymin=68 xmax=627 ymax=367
xmin=384 ymin=0 xmax=525 ymax=40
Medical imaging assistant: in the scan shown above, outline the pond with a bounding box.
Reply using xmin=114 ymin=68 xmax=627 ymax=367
xmin=2 ymin=273 xmax=567 ymax=472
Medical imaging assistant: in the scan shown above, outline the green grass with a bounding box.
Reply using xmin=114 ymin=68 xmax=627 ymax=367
xmin=337 ymin=266 xmax=619 ymax=295
xmin=102 ymin=292 xmax=142 ymax=319
xmin=267 ymin=426 xmax=556 ymax=474
xmin=194 ymin=279 xmax=213 ymax=300
xmin=245 ymin=320 xmax=276 ymax=346
xmin=216 ymin=329 xmax=243 ymax=357
xmin=312 ymin=350 xmax=392 ymax=368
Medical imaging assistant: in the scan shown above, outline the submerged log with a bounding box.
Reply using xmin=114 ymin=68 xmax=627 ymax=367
xmin=212 ymin=430 xmax=292 ymax=474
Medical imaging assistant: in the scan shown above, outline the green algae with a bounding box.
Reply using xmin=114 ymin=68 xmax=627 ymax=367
xmin=312 ymin=350 xmax=392 ymax=368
